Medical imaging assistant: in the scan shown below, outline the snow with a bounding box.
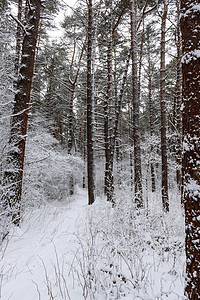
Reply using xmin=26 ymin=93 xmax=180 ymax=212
xmin=1 ymin=189 xmax=87 ymax=300
xmin=0 ymin=189 xmax=186 ymax=300
xmin=181 ymin=49 xmax=200 ymax=64
xmin=185 ymin=178 xmax=200 ymax=200
xmin=180 ymin=3 xmax=200 ymax=19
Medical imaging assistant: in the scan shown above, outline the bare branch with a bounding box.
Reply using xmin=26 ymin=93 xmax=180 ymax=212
xmin=137 ymin=0 xmax=161 ymax=31
xmin=10 ymin=14 xmax=28 ymax=35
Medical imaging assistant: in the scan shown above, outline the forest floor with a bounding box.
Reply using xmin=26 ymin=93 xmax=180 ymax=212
xmin=0 ymin=188 xmax=186 ymax=300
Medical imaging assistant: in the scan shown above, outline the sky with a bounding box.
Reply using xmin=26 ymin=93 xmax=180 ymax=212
xmin=10 ymin=0 xmax=78 ymax=41
xmin=49 ymin=0 xmax=78 ymax=40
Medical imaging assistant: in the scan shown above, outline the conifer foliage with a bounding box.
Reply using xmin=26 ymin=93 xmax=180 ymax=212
xmin=0 ymin=1 xmax=199 ymax=296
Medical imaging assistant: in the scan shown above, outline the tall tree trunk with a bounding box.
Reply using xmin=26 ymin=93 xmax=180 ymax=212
xmin=181 ymin=0 xmax=200 ymax=298
xmin=68 ymin=40 xmax=85 ymax=196
xmin=138 ymin=19 xmax=144 ymax=102
xmin=68 ymin=42 xmax=85 ymax=155
xmin=128 ymin=99 xmax=134 ymax=192
xmin=175 ymin=0 xmax=182 ymax=191
xmin=113 ymin=50 xmax=131 ymax=148
xmin=87 ymin=0 xmax=95 ymax=205
xmin=68 ymin=87 xmax=75 ymax=196
xmin=148 ymin=77 xmax=156 ymax=193
xmin=147 ymin=28 xmax=155 ymax=193
xmin=2 ymin=0 xmax=41 ymax=225
xmin=104 ymin=0 xmax=114 ymax=203
xmin=160 ymin=0 xmax=169 ymax=212
xmin=15 ymin=0 xmax=23 ymax=78
xmin=68 ymin=88 xmax=75 ymax=155
xmin=130 ymin=0 xmax=143 ymax=207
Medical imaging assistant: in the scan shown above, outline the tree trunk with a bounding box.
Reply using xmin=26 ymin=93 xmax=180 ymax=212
xmin=148 ymin=69 xmax=156 ymax=193
xmin=175 ymin=0 xmax=182 ymax=191
xmin=147 ymin=26 xmax=155 ymax=193
xmin=181 ymin=0 xmax=200 ymax=298
xmin=68 ymin=87 xmax=75 ymax=155
xmin=130 ymin=0 xmax=143 ymax=207
xmin=2 ymin=0 xmax=41 ymax=225
xmin=87 ymin=0 xmax=95 ymax=205
xmin=128 ymin=99 xmax=134 ymax=192
xmin=15 ymin=0 xmax=23 ymax=78
xmin=160 ymin=0 xmax=169 ymax=212
xmin=104 ymin=0 xmax=114 ymax=203
xmin=138 ymin=19 xmax=144 ymax=102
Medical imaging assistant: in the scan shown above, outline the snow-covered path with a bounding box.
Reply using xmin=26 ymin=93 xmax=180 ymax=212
xmin=0 ymin=189 xmax=185 ymax=300
xmin=0 ymin=189 xmax=88 ymax=300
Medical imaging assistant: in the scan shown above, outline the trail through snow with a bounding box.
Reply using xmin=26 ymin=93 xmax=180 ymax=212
xmin=0 ymin=189 xmax=88 ymax=300
xmin=0 ymin=189 xmax=185 ymax=300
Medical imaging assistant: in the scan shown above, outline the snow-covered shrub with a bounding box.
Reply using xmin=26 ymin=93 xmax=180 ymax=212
xmin=114 ymin=147 xmax=134 ymax=191
xmin=23 ymin=119 xmax=84 ymax=207
xmin=70 ymin=189 xmax=185 ymax=299
xmin=0 ymin=12 xmax=15 ymax=243
xmin=0 ymin=13 xmax=15 ymax=185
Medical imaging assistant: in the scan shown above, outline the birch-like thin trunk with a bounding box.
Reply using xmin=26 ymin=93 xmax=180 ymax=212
xmin=160 ymin=0 xmax=169 ymax=212
xmin=130 ymin=0 xmax=143 ymax=207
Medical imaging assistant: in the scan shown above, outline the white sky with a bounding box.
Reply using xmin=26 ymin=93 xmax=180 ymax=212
xmin=49 ymin=0 xmax=78 ymax=40
xmin=10 ymin=0 xmax=78 ymax=41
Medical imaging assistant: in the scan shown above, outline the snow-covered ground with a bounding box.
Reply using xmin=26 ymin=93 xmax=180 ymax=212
xmin=0 ymin=189 xmax=185 ymax=300
xmin=0 ymin=189 xmax=87 ymax=300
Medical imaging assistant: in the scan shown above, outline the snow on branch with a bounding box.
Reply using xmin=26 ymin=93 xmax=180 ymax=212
xmin=181 ymin=49 xmax=200 ymax=64
xmin=137 ymin=0 xmax=161 ymax=31
xmin=180 ymin=3 xmax=200 ymax=19
xmin=10 ymin=14 xmax=28 ymax=35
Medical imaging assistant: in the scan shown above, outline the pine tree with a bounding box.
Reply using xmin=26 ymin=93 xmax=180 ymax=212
xmin=181 ymin=0 xmax=200 ymax=298
xmin=130 ymin=0 xmax=143 ymax=207
xmin=160 ymin=0 xmax=169 ymax=212
xmin=2 ymin=0 xmax=41 ymax=225
xmin=87 ymin=0 xmax=95 ymax=205
xmin=146 ymin=24 xmax=156 ymax=193
xmin=0 ymin=0 xmax=15 ymax=200
xmin=175 ymin=0 xmax=182 ymax=191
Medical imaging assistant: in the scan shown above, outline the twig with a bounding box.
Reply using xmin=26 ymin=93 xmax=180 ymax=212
xmin=10 ymin=14 xmax=28 ymax=35
xmin=137 ymin=0 xmax=162 ymax=31
xmin=26 ymin=155 xmax=50 ymax=165
xmin=32 ymin=280 xmax=41 ymax=300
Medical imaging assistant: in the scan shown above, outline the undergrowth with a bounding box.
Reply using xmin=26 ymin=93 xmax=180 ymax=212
xmin=69 ymin=190 xmax=185 ymax=299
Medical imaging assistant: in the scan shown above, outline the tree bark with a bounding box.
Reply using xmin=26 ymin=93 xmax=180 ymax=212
xmin=138 ymin=19 xmax=144 ymax=102
xmin=146 ymin=27 xmax=155 ymax=193
xmin=104 ymin=0 xmax=114 ymax=203
xmin=68 ymin=41 xmax=85 ymax=155
xmin=181 ymin=0 xmax=200 ymax=298
xmin=2 ymin=0 xmax=41 ymax=225
xmin=130 ymin=0 xmax=143 ymax=207
xmin=68 ymin=39 xmax=85 ymax=196
xmin=87 ymin=0 xmax=95 ymax=205
xmin=175 ymin=0 xmax=182 ymax=191
xmin=15 ymin=0 xmax=23 ymax=79
xmin=160 ymin=0 xmax=169 ymax=212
